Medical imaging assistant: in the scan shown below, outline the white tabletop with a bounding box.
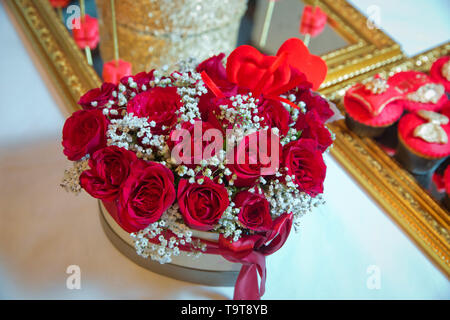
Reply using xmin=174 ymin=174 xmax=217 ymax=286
xmin=0 ymin=1 xmax=449 ymax=299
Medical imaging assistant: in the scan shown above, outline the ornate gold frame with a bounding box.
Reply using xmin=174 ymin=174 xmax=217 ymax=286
xmin=4 ymin=0 xmax=102 ymax=116
xmin=4 ymin=0 xmax=449 ymax=277
xmin=304 ymin=0 xmax=404 ymax=91
xmin=326 ymin=44 xmax=450 ymax=278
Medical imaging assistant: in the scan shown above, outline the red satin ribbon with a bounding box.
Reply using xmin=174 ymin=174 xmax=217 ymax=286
xmin=201 ymin=66 xmax=304 ymax=111
xmin=267 ymin=95 xmax=301 ymax=110
xmin=222 ymin=251 xmax=266 ymax=300
xmin=253 ymin=52 xmax=288 ymax=97
xmin=201 ymin=71 xmax=225 ymax=98
xmin=219 ymin=213 xmax=293 ymax=300
xmin=102 ymin=200 xmax=293 ymax=300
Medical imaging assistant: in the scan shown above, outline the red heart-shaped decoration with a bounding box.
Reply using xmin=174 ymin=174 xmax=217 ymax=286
xmin=277 ymin=38 xmax=327 ymax=90
xmin=72 ymin=15 xmax=100 ymax=50
xmin=226 ymin=45 xmax=292 ymax=95
xmin=300 ymin=5 xmax=328 ymax=37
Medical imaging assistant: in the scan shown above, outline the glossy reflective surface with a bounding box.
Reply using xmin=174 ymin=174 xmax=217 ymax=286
xmin=252 ymin=0 xmax=349 ymax=56
xmin=54 ymin=0 xmax=350 ymax=80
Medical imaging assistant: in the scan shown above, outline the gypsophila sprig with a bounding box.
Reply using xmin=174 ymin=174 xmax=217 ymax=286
xmin=60 ymin=158 xmax=89 ymax=194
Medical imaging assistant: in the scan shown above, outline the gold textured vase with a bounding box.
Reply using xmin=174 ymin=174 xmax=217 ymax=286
xmin=96 ymin=0 xmax=247 ymax=73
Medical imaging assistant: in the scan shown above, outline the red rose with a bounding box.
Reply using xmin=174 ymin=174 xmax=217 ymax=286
xmin=127 ymin=86 xmax=182 ymax=134
xmin=118 ymin=160 xmax=176 ymax=232
xmin=293 ymin=86 xmax=333 ymax=123
xmin=78 ymin=82 xmax=116 ymax=109
xmin=197 ymin=95 xmax=227 ymax=131
xmin=227 ymin=130 xmax=281 ymax=187
xmin=168 ymin=120 xmax=221 ymax=167
xmin=80 ymin=146 xmax=137 ymax=201
xmin=235 ymin=191 xmax=272 ymax=232
xmin=196 ymin=54 xmax=238 ymax=129
xmin=177 ymin=177 xmax=230 ymax=231
xmin=295 ymin=110 xmax=332 ymax=152
xmin=62 ymin=109 xmax=108 ymax=161
xmin=283 ymin=138 xmax=326 ymax=196
xmin=258 ymin=98 xmax=291 ymax=136
xmin=197 ymin=53 xmax=227 ymax=82
xmin=120 ymin=70 xmax=155 ymax=93
xmin=197 ymin=80 xmax=237 ymax=131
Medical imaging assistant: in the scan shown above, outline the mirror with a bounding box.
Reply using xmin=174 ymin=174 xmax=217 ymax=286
xmin=49 ymin=0 xmax=386 ymax=85
xmin=252 ymin=0 xmax=349 ymax=56
xmin=340 ymin=46 xmax=450 ymax=208
xmin=325 ymin=43 xmax=450 ymax=276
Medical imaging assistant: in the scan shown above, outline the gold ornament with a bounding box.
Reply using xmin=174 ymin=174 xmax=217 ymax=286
xmin=96 ymin=0 xmax=247 ymax=73
xmin=413 ymin=110 xmax=449 ymax=144
xmin=364 ymin=76 xmax=389 ymax=94
xmin=407 ymin=83 xmax=445 ymax=104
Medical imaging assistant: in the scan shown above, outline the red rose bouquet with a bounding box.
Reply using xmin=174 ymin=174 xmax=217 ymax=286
xmin=61 ymin=38 xmax=336 ymax=299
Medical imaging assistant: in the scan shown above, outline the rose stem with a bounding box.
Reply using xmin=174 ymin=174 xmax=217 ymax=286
xmin=259 ymin=0 xmax=276 ymax=49
xmin=79 ymin=0 xmax=93 ymax=65
xmin=110 ymin=0 xmax=119 ymax=67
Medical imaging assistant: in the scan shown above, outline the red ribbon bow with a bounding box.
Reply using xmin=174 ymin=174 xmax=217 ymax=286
xmin=102 ymin=201 xmax=293 ymax=300
xmin=218 ymin=213 xmax=294 ymax=300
